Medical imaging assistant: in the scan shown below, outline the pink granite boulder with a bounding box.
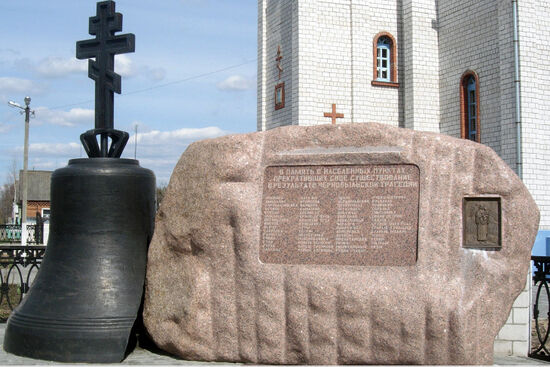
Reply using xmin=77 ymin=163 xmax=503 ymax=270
xmin=144 ymin=123 xmax=538 ymax=365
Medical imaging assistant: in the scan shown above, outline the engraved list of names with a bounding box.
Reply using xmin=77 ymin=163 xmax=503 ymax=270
xmin=259 ymin=164 xmax=420 ymax=266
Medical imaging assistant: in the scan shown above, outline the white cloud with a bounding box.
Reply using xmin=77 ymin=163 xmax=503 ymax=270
xmin=115 ymin=54 xmax=137 ymax=78
xmin=145 ymin=67 xmax=166 ymax=82
xmin=29 ymin=142 xmax=81 ymax=156
xmin=35 ymin=57 xmax=87 ymax=78
xmin=127 ymin=126 xmax=229 ymax=182
xmin=29 ymin=54 xmax=165 ymax=82
xmin=9 ymin=142 xmax=83 ymax=171
xmin=115 ymin=55 xmax=166 ymax=81
xmin=0 ymin=77 xmax=44 ymax=95
xmin=11 ymin=126 xmax=229 ymax=183
xmin=137 ymin=126 xmax=226 ymax=145
xmin=0 ymin=123 xmax=13 ymax=134
xmin=217 ymin=75 xmax=254 ymax=91
xmin=0 ymin=48 xmax=20 ymax=57
xmin=0 ymin=49 xmax=20 ymax=67
xmin=34 ymin=107 xmax=94 ymax=127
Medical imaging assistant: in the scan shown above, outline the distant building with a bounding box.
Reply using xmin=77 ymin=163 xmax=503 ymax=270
xmin=16 ymin=170 xmax=51 ymax=224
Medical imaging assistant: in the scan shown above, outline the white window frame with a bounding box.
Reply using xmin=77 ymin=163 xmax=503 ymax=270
xmin=377 ymin=37 xmax=391 ymax=82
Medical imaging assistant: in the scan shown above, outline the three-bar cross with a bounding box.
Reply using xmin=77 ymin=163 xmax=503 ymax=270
xmin=76 ymin=1 xmax=134 ymax=157
xmin=276 ymin=45 xmax=283 ymax=79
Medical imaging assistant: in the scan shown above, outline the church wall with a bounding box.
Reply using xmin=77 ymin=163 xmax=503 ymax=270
xmin=259 ymin=0 xmax=297 ymax=131
xmin=496 ymin=1 xmax=518 ymax=173
xmin=518 ymin=0 xmax=550 ymax=230
xmin=437 ymin=0 xmax=550 ymax=228
xmin=437 ymin=2 xmax=531 ymax=356
xmin=257 ymin=0 xmax=267 ymax=131
xmin=438 ymin=0 xmax=512 ymax=165
xmin=351 ymin=1 xmax=402 ymax=127
xmin=295 ymin=0 xmax=406 ymax=127
xmin=401 ymin=0 xmax=440 ymax=132
xmin=259 ymin=0 xmax=406 ymax=129
xmin=296 ymin=0 xmax=353 ymax=126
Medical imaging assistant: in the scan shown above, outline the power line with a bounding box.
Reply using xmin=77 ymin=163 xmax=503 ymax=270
xmin=48 ymin=58 xmax=257 ymax=110
xmin=48 ymin=99 xmax=94 ymax=110
xmin=124 ymin=58 xmax=257 ymax=96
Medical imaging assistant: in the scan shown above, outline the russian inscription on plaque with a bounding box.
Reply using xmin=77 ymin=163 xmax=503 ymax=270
xmin=260 ymin=164 xmax=420 ymax=266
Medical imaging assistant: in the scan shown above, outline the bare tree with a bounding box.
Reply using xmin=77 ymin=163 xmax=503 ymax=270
xmin=156 ymin=183 xmax=167 ymax=211
xmin=0 ymin=183 xmax=15 ymax=225
xmin=0 ymin=159 xmax=18 ymax=224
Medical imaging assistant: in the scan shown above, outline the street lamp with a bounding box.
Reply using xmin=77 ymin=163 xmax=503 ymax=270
xmin=8 ymin=96 xmax=33 ymax=246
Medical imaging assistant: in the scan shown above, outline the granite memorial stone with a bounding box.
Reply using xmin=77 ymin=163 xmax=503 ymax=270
xmin=144 ymin=123 xmax=538 ymax=365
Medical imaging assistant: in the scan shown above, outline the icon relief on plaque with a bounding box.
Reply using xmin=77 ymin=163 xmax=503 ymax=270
xmin=463 ymin=197 xmax=501 ymax=249
xmin=475 ymin=206 xmax=489 ymax=241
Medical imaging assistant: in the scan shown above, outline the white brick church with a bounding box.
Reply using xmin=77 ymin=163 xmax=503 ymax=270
xmin=257 ymin=0 xmax=550 ymax=358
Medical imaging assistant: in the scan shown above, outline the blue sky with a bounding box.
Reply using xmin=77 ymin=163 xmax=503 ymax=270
xmin=0 ymin=1 xmax=257 ymax=185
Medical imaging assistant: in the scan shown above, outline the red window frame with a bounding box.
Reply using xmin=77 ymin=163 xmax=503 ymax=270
xmin=372 ymin=32 xmax=399 ymax=88
xmin=460 ymin=70 xmax=481 ymax=142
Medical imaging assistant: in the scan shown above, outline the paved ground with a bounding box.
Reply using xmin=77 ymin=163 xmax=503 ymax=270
xmin=0 ymin=324 xmax=547 ymax=366
xmin=0 ymin=323 xmax=222 ymax=366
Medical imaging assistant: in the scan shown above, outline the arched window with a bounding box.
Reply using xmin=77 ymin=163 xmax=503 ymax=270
xmin=460 ymin=71 xmax=480 ymax=142
xmin=372 ymin=32 xmax=398 ymax=87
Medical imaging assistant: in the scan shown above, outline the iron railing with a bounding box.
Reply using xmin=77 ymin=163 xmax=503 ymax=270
xmin=25 ymin=224 xmax=43 ymax=245
xmin=0 ymin=245 xmax=45 ymax=320
xmin=0 ymin=224 xmax=43 ymax=244
xmin=531 ymin=256 xmax=550 ymax=361
xmin=0 ymin=225 xmax=21 ymax=243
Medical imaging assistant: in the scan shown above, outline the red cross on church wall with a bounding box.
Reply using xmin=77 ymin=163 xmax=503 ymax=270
xmin=324 ymin=104 xmax=344 ymax=124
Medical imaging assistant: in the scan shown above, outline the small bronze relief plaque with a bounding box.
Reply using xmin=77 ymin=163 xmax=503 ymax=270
xmin=463 ymin=197 xmax=501 ymax=249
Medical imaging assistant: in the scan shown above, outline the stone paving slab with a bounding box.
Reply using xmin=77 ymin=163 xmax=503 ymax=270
xmin=0 ymin=323 xmax=547 ymax=366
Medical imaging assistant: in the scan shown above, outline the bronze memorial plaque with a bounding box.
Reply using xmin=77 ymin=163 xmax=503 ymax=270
xmin=260 ymin=164 xmax=420 ymax=266
xmin=463 ymin=197 xmax=501 ymax=249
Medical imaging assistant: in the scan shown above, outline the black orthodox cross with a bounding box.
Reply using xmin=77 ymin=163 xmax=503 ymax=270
xmin=76 ymin=1 xmax=134 ymax=157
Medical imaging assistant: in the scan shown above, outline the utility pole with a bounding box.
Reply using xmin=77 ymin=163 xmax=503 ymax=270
xmin=8 ymin=96 xmax=34 ymax=245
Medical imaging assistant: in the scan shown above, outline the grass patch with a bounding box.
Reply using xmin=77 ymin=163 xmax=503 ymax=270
xmin=0 ymin=284 xmax=22 ymax=322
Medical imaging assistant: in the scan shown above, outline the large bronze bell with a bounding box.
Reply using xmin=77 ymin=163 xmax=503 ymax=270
xmin=3 ymin=158 xmax=155 ymax=362
xmin=4 ymin=1 xmax=156 ymax=362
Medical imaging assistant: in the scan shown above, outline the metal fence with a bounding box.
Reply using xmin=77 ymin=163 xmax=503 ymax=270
xmin=0 ymin=224 xmax=43 ymax=245
xmin=0 ymin=245 xmax=45 ymax=321
xmin=531 ymin=256 xmax=550 ymax=361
